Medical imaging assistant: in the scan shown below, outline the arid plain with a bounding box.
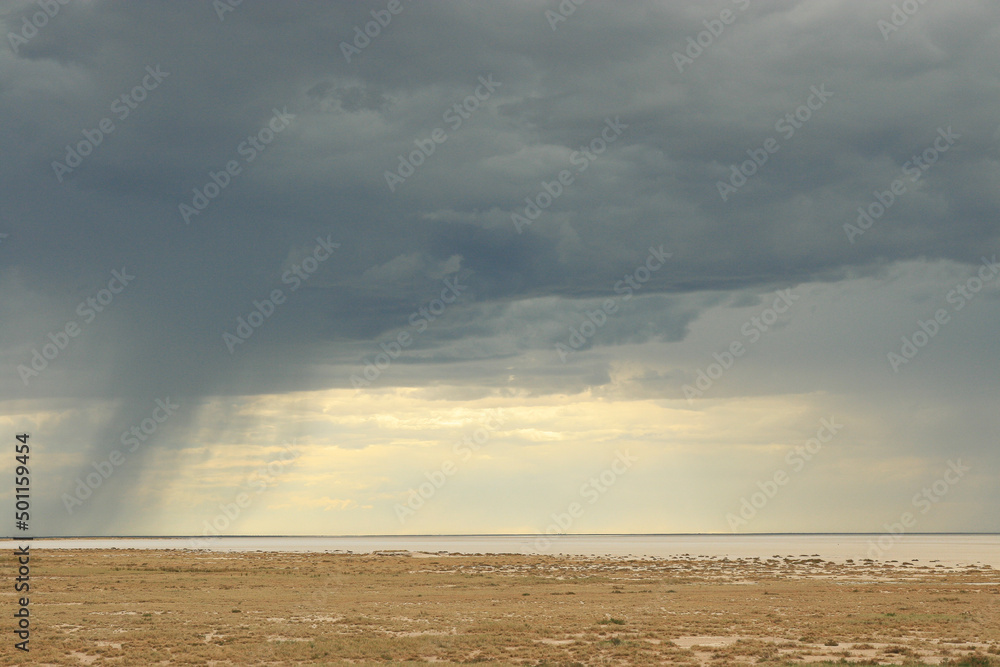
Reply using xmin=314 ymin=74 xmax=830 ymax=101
xmin=4 ymin=548 xmax=1000 ymax=666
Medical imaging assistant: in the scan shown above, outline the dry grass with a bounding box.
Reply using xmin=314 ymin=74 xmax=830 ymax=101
xmin=3 ymin=549 xmax=999 ymax=665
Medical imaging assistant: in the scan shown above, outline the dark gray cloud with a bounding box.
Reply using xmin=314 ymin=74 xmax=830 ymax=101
xmin=1 ymin=0 xmax=998 ymax=534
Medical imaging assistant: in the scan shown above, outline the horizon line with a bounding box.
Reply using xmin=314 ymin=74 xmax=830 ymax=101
xmin=4 ymin=532 xmax=999 ymax=540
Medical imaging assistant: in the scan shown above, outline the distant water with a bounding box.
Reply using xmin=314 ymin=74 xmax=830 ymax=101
xmin=3 ymin=534 xmax=998 ymax=567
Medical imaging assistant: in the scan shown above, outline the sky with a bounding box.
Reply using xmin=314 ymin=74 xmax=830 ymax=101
xmin=1 ymin=0 xmax=998 ymax=538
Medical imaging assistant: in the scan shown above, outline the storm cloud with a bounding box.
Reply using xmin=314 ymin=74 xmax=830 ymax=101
xmin=1 ymin=0 xmax=997 ymax=536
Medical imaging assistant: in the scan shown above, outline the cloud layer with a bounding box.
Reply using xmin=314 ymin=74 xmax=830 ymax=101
xmin=1 ymin=0 xmax=997 ymax=536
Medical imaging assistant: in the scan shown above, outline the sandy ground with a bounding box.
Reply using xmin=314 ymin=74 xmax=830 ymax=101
xmin=3 ymin=548 xmax=999 ymax=665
